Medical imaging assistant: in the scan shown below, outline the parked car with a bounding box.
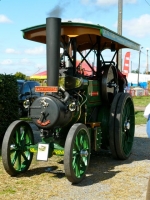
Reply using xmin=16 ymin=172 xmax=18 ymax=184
xmin=17 ymin=80 xmax=43 ymax=117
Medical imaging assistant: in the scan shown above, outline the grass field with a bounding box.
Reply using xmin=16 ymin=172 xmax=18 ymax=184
xmin=135 ymin=110 xmax=147 ymax=125
xmin=133 ymin=96 xmax=150 ymax=125
xmin=133 ymin=96 xmax=150 ymax=107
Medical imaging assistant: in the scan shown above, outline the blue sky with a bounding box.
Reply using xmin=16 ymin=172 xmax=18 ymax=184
xmin=0 ymin=0 xmax=150 ymax=76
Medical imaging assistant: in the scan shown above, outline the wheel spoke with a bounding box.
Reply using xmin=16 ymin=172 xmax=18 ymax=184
xmin=126 ymin=135 xmax=133 ymax=143
xmin=16 ymin=152 xmax=21 ymax=170
xmin=20 ymin=127 xmax=25 ymax=140
xmin=81 ymin=156 xmax=88 ymax=166
xmin=121 ymin=100 xmax=134 ymax=143
xmin=125 ymin=101 xmax=130 ymax=116
xmin=21 ymin=151 xmax=29 ymax=162
xmin=16 ymin=128 xmax=21 ymax=145
xmin=11 ymin=151 xmax=18 ymax=166
xmin=82 ymin=134 xmax=89 ymax=149
xmin=73 ymin=156 xmax=87 ymax=178
xmin=123 ymin=141 xmax=129 ymax=154
xmin=79 ymin=134 xmax=84 ymax=147
xmin=75 ymin=134 xmax=80 ymax=150
xmin=73 ymin=156 xmax=80 ymax=178
xmin=11 ymin=137 xmax=18 ymax=147
xmin=78 ymin=130 xmax=90 ymax=150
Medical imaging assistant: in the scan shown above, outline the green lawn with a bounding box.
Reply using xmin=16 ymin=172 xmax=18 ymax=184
xmin=133 ymin=96 xmax=149 ymax=125
xmin=133 ymin=96 xmax=150 ymax=107
xmin=135 ymin=110 xmax=147 ymax=125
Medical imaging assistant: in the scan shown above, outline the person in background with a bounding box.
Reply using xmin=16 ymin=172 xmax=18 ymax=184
xmin=144 ymin=104 xmax=150 ymax=199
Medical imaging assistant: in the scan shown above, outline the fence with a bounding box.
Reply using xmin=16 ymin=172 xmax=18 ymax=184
xmin=126 ymin=88 xmax=149 ymax=97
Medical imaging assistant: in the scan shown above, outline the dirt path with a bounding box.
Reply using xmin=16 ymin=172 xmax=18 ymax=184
xmin=0 ymin=124 xmax=150 ymax=200
xmin=134 ymin=106 xmax=145 ymax=111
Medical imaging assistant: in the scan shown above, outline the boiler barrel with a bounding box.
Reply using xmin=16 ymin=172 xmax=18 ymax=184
xmin=30 ymin=96 xmax=72 ymax=129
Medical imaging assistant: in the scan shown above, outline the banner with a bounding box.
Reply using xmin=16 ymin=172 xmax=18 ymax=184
xmin=122 ymin=52 xmax=130 ymax=78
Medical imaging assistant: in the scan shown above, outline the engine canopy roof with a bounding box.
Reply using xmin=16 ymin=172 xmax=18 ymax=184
xmin=21 ymin=21 xmax=140 ymax=52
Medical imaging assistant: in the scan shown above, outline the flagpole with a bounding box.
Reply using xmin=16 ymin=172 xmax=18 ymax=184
xmin=118 ymin=0 xmax=123 ymax=71
xmin=137 ymin=47 xmax=143 ymax=86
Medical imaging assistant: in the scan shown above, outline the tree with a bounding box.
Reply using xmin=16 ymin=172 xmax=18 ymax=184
xmin=131 ymin=69 xmax=139 ymax=73
xmin=14 ymin=72 xmax=26 ymax=80
xmin=143 ymin=70 xmax=150 ymax=74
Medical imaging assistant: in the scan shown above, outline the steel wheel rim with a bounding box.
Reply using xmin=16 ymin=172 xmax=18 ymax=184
xmin=72 ymin=129 xmax=90 ymax=178
xmin=9 ymin=125 xmax=33 ymax=172
xmin=121 ymin=98 xmax=134 ymax=156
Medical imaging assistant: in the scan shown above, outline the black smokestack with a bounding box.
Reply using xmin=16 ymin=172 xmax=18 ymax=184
xmin=46 ymin=17 xmax=61 ymax=86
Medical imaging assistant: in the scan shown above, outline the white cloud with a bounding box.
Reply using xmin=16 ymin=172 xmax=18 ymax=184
xmin=123 ymin=14 xmax=150 ymax=37
xmin=5 ymin=48 xmax=20 ymax=54
xmin=24 ymin=46 xmax=45 ymax=55
xmin=96 ymin=0 xmax=137 ymax=6
xmin=96 ymin=0 xmax=117 ymax=6
xmin=1 ymin=59 xmax=13 ymax=65
xmin=19 ymin=58 xmax=33 ymax=65
xmin=0 ymin=15 xmax=12 ymax=23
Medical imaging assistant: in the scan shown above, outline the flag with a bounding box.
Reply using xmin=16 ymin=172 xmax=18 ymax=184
xmin=122 ymin=52 xmax=130 ymax=77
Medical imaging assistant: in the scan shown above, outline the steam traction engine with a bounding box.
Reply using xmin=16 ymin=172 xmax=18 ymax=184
xmin=2 ymin=18 xmax=140 ymax=183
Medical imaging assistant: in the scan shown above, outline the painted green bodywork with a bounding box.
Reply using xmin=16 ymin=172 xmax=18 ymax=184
xmin=87 ymin=80 xmax=101 ymax=106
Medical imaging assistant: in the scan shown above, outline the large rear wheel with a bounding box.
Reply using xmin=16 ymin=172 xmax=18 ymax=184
xmin=109 ymin=93 xmax=135 ymax=159
xmin=64 ymin=123 xmax=91 ymax=184
xmin=2 ymin=120 xmax=34 ymax=176
xmin=109 ymin=93 xmax=122 ymax=158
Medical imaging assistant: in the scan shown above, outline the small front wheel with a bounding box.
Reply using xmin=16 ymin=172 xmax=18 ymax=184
xmin=2 ymin=120 xmax=34 ymax=176
xmin=64 ymin=123 xmax=91 ymax=184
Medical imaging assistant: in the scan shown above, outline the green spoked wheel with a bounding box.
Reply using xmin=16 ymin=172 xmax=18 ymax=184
xmin=109 ymin=93 xmax=135 ymax=160
xmin=2 ymin=120 xmax=34 ymax=176
xmin=64 ymin=123 xmax=91 ymax=184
